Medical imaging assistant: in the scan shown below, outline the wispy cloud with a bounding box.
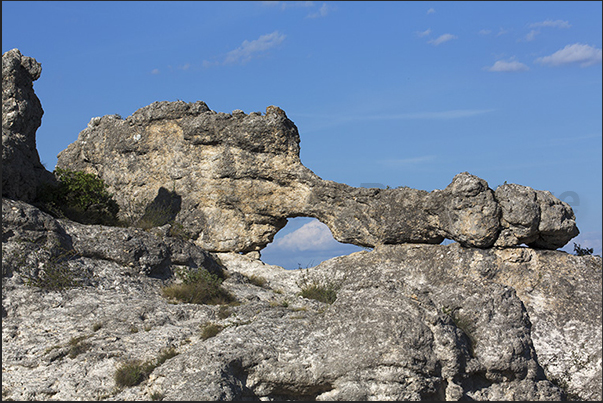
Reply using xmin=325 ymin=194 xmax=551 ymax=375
xmin=416 ymin=28 xmax=431 ymax=37
xmin=496 ymin=27 xmax=509 ymax=37
xmin=522 ymin=19 xmax=571 ymax=42
xmin=307 ymin=2 xmax=330 ymax=18
xmin=150 ymin=68 xmax=160 ymax=75
xmin=535 ymin=43 xmax=602 ymax=67
xmin=428 ymin=33 xmax=457 ymax=46
xmin=529 ymin=19 xmax=571 ymax=29
xmin=478 ymin=29 xmax=492 ymax=36
xmin=486 ymin=59 xmax=530 ymax=72
xmin=204 ymin=31 xmax=286 ymax=66
xmin=427 ymin=7 xmax=435 ymax=14
xmin=262 ymin=1 xmax=314 ymax=10
xmin=273 ymin=220 xmax=340 ymax=252
xmin=523 ymin=29 xmax=539 ymax=42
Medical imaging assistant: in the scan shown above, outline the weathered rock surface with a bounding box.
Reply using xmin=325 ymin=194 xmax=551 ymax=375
xmin=2 ymin=49 xmax=55 ymax=202
xmin=2 ymin=198 xmax=601 ymax=401
xmin=2 ymin=50 xmax=596 ymax=401
xmin=56 ymin=101 xmax=579 ymax=252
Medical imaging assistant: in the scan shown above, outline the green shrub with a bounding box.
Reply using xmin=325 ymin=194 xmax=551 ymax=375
xmin=161 ymin=268 xmax=235 ymax=305
xmin=35 ymin=167 xmax=120 ymax=226
xmin=574 ymin=243 xmax=594 ymax=256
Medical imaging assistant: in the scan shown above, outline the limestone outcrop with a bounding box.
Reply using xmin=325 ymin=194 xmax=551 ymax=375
xmin=2 ymin=198 xmax=601 ymax=401
xmin=56 ymin=101 xmax=579 ymax=253
xmin=2 ymin=49 xmax=55 ymax=202
xmin=3 ymin=50 xmax=598 ymax=402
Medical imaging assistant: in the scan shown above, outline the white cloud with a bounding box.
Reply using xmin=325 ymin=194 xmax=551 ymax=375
xmin=428 ymin=33 xmax=457 ymax=46
xmin=273 ymin=220 xmax=340 ymax=251
xmin=529 ymin=19 xmax=571 ymax=29
xmin=524 ymin=29 xmax=539 ymax=42
xmin=486 ymin=60 xmax=530 ymax=72
xmin=307 ymin=2 xmax=329 ymax=18
xmin=496 ymin=27 xmax=509 ymax=36
xmin=222 ymin=31 xmax=286 ymax=65
xmin=262 ymin=1 xmax=314 ymax=9
xmin=427 ymin=7 xmax=435 ymax=14
xmin=416 ymin=28 xmax=431 ymax=37
xmin=150 ymin=68 xmax=160 ymax=75
xmin=535 ymin=43 xmax=602 ymax=67
xmin=478 ymin=29 xmax=492 ymax=35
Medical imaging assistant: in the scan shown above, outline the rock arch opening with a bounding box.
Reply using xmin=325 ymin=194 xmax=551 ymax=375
xmin=260 ymin=217 xmax=364 ymax=270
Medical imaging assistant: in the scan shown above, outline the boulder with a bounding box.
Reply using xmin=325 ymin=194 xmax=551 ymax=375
xmin=56 ymin=102 xmax=578 ymax=251
xmin=2 ymin=49 xmax=55 ymax=202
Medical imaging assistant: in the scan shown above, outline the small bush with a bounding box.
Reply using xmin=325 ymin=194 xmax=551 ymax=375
xmin=247 ymin=274 xmax=267 ymax=287
xmin=574 ymin=243 xmax=594 ymax=256
xmin=114 ymin=348 xmax=179 ymax=388
xmin=23 ymin=249 xmax=81 ymax=291
xmin=115 ymin=361 xmax=146 ymax=387
xmin=68 ymin=335 xmax=92 ymax=358
xmin=200 ymin=322 xmax=223 ymax=340
xmin=35 ymin=168 xmax=120 ymax=226
xmin=155 ymin=347 xmax=178 ymax=366
xmin=296 ymin=267 xmax=342 ymax=305
xmin=161 ymin=268 xmax=235 ymax=305
xmin=217 ymin=305 xmax=232 ymax=319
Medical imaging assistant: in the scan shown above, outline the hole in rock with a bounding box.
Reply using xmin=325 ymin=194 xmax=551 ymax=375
xmin=441 ymin=238 xmax=455 ymax=246
xmin=260 ymin=217 xmax=365 ymax=270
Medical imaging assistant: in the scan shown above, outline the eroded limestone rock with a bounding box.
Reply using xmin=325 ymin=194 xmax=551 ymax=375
xmin=2 ymin=49 xmax=55 ymax=202
xmin=2 ymin=201 xmax=600 ymax=400
xmin=57 ymin=101 xmax=579 ymax=251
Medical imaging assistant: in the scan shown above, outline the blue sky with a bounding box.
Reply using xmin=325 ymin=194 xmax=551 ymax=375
xmin=3 ymin=1 xmax=602 ymax=267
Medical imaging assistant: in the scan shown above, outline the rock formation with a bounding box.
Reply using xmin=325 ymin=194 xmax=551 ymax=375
xmin=56 ymin=101 xmax=579 ymax=253
xmin=3 ymin=49 xmax=599 ymax=402
xmin=2 ymin=49 xmax=55 ymax=202
xmin=2 ymin=198 xmax=601 ymax=401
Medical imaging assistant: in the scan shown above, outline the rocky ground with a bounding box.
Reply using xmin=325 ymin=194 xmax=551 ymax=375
xmin=2 ymin=198 xmax=601 ymax=401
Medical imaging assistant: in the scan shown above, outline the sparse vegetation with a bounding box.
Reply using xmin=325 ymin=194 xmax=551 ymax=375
xmin=114 ymin=360 xmax=146 ymax=388
xmin=200 ymin=322 xmax=223 ymax=340
xmin=161 ymin=267 xmax=235 ymax=305
xmin=114 ymin=347 xmax=178 ymax=388
xmin=67 ymin=335 xmax=92 ymax=359
xmin=217 ymin=305 xmax=233 ymax=319
xmin=574 ymin=243 xmax=594 ymax=256
xmin=296 ymin=265 xmax=343 ymax=305
xmin=35 ymin=167 xmax=120 ymax=226
xmin=247 ymin=274 xmax=267 ymax=287
xmin=22 ymin=248 xmax=82 ymax=291
xmin=150 ymin=390 xmax=165 ymax=401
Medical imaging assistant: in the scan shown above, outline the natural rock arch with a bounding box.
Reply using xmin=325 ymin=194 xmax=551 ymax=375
xmin=55 ymin=101 xmax=579 ymax=252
